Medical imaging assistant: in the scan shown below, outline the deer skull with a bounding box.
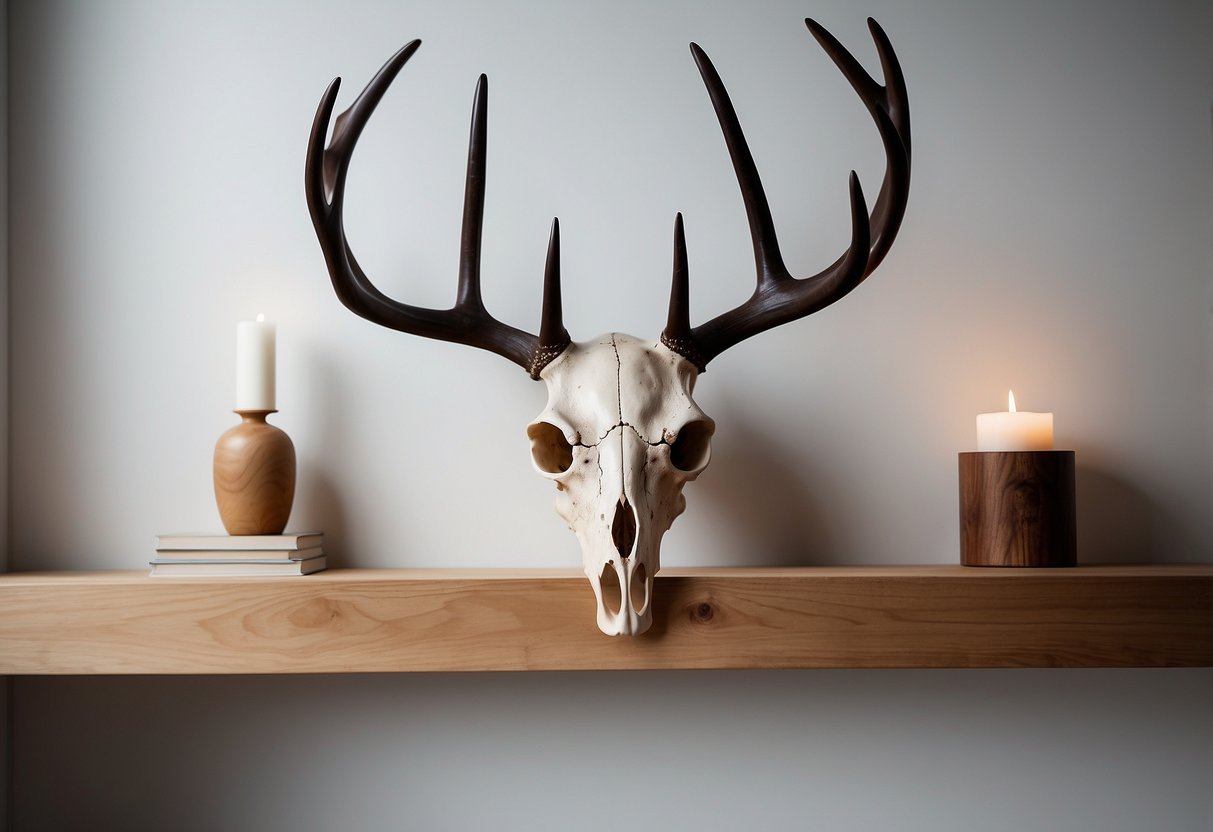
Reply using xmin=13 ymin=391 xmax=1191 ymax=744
xmin=528 ymin=334 xmax=714 ymax=635
xmin=306 ymin=18 xmax=910 ymax=636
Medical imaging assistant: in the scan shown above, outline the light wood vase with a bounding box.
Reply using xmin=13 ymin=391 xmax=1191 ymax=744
xmin=959 ymin=451 xmax=1076 ymax=567
xmin=213 ymin=410 xmax=296 ymax=535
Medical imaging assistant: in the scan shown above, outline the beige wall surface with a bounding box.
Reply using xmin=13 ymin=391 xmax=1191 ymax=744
xmin=6 ymin=1 xmax=1213 ymax=830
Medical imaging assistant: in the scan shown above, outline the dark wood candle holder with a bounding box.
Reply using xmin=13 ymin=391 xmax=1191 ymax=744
xmin=959 ymin=451 xmax=1076 ymax=567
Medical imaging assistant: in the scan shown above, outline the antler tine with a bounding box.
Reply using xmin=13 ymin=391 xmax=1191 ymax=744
xmin=665 ymin=213 xmax=690 ymax=335
xmin=865 ymin=18 xmax=910 ymax=155
xmin=671 ymin=41 xmax=873 ymax=369
xmin=457 ymin=75 xmax=490 ymax=311
xmin=807 ymin=17 xmax=911 ymax=274
xmin=305 ymin=78 xmax=341 ymax=217
xmin=305 ymin=43 xmax=570 ymax=377
xmin=307 ymin=40 xmax=420 ymax=213
xmin=661 ymin=213 xmax=707 ymax=369
xmin=687 ymin=43 xmax=790 ymax=294
xmin=532 ymin=218 xmax=570 ymax=378
xmin=664 ymin=20 xmax=910 ymax=370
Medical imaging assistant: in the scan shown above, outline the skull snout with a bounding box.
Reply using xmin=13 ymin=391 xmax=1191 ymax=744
xmin=597 ymin=498 xmax=649 ymax=635
xmin=593 ymin=555 xmax=651 ymax=636
xmin=581 ymin=433 xmax=659 ymax=636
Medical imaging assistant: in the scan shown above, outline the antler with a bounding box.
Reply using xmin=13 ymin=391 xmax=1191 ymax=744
xmin=305 ymin=41 xmax=571 ymax=379
xmin=662 ymin=17 xmax=911 ymax=371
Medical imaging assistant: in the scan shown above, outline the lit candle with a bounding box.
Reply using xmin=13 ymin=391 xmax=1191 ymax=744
xmin=976 ymin=390 xmax=1053 ymax=451
xmin=235 ymin=313 xmax=276 ymax=411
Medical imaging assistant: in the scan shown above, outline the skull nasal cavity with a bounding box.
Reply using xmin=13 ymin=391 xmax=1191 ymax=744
xmin=598 ymin=562 xmax=622 ymax=615
xmin=612 ymin=498 xmax=637 ymax=558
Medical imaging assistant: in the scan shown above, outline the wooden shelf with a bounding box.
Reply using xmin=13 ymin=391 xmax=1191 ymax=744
xmin=0 ymin=566 xmax=1209 ymax=673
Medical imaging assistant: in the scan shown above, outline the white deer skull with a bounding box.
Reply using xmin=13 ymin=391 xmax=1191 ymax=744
xmin=528 ymin=335 xmax=714 ymax=635
xmin=306 ymin=19 xmax=910 ymax=635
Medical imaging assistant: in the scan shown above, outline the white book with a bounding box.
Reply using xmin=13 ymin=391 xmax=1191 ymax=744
xmin=152 ymin=546 xmax=324 ymax=562
xmin=155 ymin=532 xmax=323 ymax=552
xmin=148 ymin=556 xmax=327 ymax=577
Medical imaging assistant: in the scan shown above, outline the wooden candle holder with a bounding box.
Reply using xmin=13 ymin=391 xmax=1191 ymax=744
xmin=213 ymin=410 xmax=296 ymax=536
xmin=959 ymin=451 xmax=1076 ymax=567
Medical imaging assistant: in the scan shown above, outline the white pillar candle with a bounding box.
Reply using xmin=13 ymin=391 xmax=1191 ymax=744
xmin=235 ymin=313 xmax=276 ymax=411
xmin=976 ymin=390 xmax=1053 ymax=451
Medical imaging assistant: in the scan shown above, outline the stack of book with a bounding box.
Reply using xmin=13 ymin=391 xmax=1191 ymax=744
xmin=150 ymin=532 xmax=326 ymax=577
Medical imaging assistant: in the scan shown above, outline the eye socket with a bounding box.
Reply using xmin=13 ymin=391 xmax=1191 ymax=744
xmin=528 ymin=421 xmax=574 ymax=474
xmin=669 ymin=419 xmax=714 ymax=472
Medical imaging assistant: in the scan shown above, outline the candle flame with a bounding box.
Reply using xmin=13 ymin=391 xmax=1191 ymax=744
xmin=1008 ymin=390 xmax=1017 ymax=413
xmin=256 ymin=313 xmax=265 ymax=323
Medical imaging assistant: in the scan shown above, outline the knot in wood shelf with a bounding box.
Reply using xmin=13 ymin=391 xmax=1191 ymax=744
xmin=689 ymin=600 xmax=716 ymax=624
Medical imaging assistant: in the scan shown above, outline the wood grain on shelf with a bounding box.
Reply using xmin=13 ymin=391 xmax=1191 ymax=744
xmin=0 ymin=566 xmax=1209 ymax=673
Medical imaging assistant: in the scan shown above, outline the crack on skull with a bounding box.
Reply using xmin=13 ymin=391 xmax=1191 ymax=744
xmin=617 ymin=420 xmax=626 ymax=500
xmin=624 ymin=423 xmax=653 ymax=499
xmin=594 ymin=423 xmax=617 ymax=443
xmin=610 ymin=334 xmax=623 ymax=426
xmin=596 ymin=449 xmax=605 ymax=498
xmin=591 ymin=420 xmax=672 ymax=447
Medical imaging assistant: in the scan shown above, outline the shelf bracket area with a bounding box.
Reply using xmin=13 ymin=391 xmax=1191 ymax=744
xmin=0 ymin=565 xmax=1209 ymax=673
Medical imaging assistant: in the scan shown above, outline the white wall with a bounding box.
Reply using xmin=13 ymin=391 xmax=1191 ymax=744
xmin=7 ymin=1 xmax=1213 ymax=830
